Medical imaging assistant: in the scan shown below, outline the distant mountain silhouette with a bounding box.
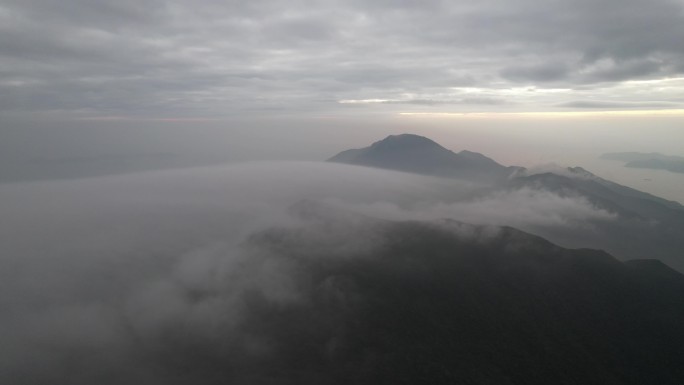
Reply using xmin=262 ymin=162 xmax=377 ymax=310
xmin=601 ymin=152 xmax=684 ymax=174
xmin=601 ymin=152 xmax=684 ymax=163
xmin=626 ymin=158 xmax=684 ymax=173
xmin=328 ymin=134 xmax=522 ymax=183
xmin=224 ymin=202 xmax=684 ymax=384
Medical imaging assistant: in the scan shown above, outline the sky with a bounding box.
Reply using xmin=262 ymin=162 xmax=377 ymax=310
xmin=1 ymin=0 xmax=683 ymax=198
xmin=2 ymin=0 xmax=684 ymax=119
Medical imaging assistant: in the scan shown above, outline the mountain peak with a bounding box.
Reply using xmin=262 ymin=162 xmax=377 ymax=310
xmin=327 ymin=133 xmax=516 ymax=183
xmin=370 ymin=134 xmax=444 ymax=150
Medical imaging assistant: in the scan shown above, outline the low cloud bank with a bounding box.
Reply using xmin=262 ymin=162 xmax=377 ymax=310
xmin=332 ymin=187 xmax=616 ymax=229
xmin=0 ymin=161 xmax=616 ymax=384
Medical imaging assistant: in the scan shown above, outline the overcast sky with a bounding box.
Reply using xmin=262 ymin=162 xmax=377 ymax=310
xmin=2 ymin=0 xmax=684 ymax=204
xmin=1 ymin=0 xmax=684 ymax=120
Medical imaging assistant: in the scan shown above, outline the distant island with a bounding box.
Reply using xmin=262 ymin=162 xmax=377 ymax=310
xmin=601 ymin=152 xmax=684 ymax=174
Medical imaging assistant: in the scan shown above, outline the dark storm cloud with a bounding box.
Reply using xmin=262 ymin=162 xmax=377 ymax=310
xmin=1 ymin=0 xmax=683 ymax=116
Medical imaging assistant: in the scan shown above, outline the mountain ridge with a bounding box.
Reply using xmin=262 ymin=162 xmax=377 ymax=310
xmin=234 ymin=202 xmax=684 ymax=384
xmin=326 ymin=134 xmax=684 ymax=273
xmin=327 ymin=134 xmax=523 ymax=183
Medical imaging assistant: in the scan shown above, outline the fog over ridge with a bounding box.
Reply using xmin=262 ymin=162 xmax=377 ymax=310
xmin=0 ymin=160 xmax=625 ymax=384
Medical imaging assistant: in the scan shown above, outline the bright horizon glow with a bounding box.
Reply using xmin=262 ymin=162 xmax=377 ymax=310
xmin=398 ymin=109 xmax=684 ymax=119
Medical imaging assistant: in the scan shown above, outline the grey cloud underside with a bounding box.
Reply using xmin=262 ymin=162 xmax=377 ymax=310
xmin=558 ymin=101 xmax=683 ymax=109
xmin=1 ymin=0 xmax=683 ymax=115
xmin=375 ymin=98 xmax=509 ymax=106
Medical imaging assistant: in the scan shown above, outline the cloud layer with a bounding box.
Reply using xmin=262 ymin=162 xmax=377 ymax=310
xmin=1 ymin=0 xmax=683 ymax=118
xmin=0 ymin=162 xmax=617 ymax=383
